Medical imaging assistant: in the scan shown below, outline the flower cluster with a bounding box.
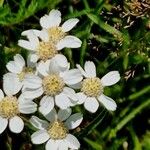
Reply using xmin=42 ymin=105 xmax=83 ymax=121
xmin=0 ymin=9 xmax=120 ymax=150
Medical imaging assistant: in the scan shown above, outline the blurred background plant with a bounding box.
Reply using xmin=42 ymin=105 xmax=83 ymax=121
xmin=0 ymin=0 xmax=150 ymax=149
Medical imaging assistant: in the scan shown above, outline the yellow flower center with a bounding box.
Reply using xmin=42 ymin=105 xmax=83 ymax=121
xmin=38 ymin=41 xmax=58 ymax=61
xmin=81 ymin=77 xmax=103 ymax=97
xmin=18 ymin=67 xmax=34 ymax=81
xmin=48 ymin=120 xmax=68 ymax=140
xmin=42 ymin=74 xmax=65 ymax=96
xmin=48 ymin=27 xmax=66 ymax=43
xmin=0 ymin=96 xmax=19 ymax=118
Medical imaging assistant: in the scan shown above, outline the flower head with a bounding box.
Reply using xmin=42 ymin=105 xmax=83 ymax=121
xmin=3 ymin=54 xmax=35 ymax=95
xmin=18 ymin=9 xmax=82 ymax=62
xmin=30 ymin=108 xmax=83 ymax=150
xmin=0 ymin=89 xmax=37 ymax=134
xmin=77 ymin=61 xmax=120 ymax=113
xmin=23 ymin=54 xmax=83 ymax=115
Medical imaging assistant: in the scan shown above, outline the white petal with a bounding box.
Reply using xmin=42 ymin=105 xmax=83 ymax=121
xmin=37 ymin=60 xmax=49 ymax=76
xmin=55 ymin=93 xmax=70 ymax=109
xmin=58 ymin=108 xmax=72 ymax=121
xmin=65 ymin=113 xmax=83 ymax=130
xmin=68 ymin=82 xmax=82 ymax=89
xmin=62 ymin=69 xmax=83 ymax=85
xmin=21 ymin=30 xmax=39 ymax=47
xmin=61 ymin=18 xmax=79 ymax=32
xmin=46 ymin=139 xmax=59 ymax=150
xmin=76 ymin=92 xmax=87 ymax=104
xmin=0 ymin=89 xmax=4 ymax=100
xmin=76 ymin=64 xmax=88 ymax=77
xmin=9 ymin=116 xmax=24 ymax=133
xmin=22 ymin=87 xmax=43 ymax=99
xmin=84 ymin=97 xmax=99 ymax=113
xmin=62 ymin=87 xmax=78 ymax=102
xmin=19 ymin=101 xmax=37 ymax=114
xmin=58 ymin=140 xmax=68 ymax=150
xmin=50 ymin=54 xmax=69 ymax=73
xmin=65 ymin=134 xmax=80 ymax=149
xmin=40 ymin=9 xmax=61 ymax=28
xmin=101 ymin=71 xmax=120 ymax=86
xmin=45 ymin=108 xmax=57 ymax=122
xmin=18 ymin=40 xmax=36 ymax=51
xmin=57 ymin=36 xmax=82 ymax=50
xmin=0 ymin=117 xmax=8 ymax=134
xmin=84 ymin=61 xmax=96 ymax=77
xmin=14 ymin=54 xmax=25 ymax=70
xmin=24 ymin=29 xmax=49 ymax=42
xmin=39 ymin=96 xmax=54 ymax=115
xmin=3 ymin=73 xmax=22 ymax=96
xmin=31 ymin=130 xmax=49 ymax=144
xmin=24 ymin=75 xmax=42 ymax=89
xmin=98 ymin=94 xmax=117 ymax=111
xmin=28 ymin=53 xmax=39 ymax=63
xmin=6 ymin=61 xmax=22 ymax=74
xmin=30 ymin=116 xmax=49 ymax=130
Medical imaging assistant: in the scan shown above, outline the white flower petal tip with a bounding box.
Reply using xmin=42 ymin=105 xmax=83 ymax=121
xmin=84 ymin=97 xmax=99 ymax=113
xmin=101 ymin=71 xmax=120 ymax=86
xmin=21 ymin=30 xmax=33 ymax=36
xmin=40 ymin=9 xmax=61 ymax=29
xmin=31 ymin=130 xmax=50 ymax=144
xmin=9 ymin=116 xmax=24 ymax=133
xmin=3 ymin=73 xmax=22 ymax=96
xmin=84 ymin=61 xmax=96 ymax=77
xmin=0 ymin=117 xmax=8 ymax=134
xmin=76 ymin=92 xmax=87 ymax=104
xmin=30 ymin=116 xmax=49 ymax=130
xmin=39 ymin=96 xmax=54 ymax=115
xmin=66 ymin=134 xmax=80 ymax=149
xmin=0 ymin=90 xmax=4 ymax=100
xmin=58 ymin=108 xmax=72 ymax=121
xmin=98 ymin=94 xmax=117 ymax=111
xmin=65 ymin=113 xmax=83 ymax=130
xmin=62 ymin=18 xmax=79 ymax=32
xmin=18 ymin=101 xmax=37 ymax=114
xmin=57 ymin=36 xmax=82 ymax=50
xmin=45 ymin=139 xmax=59 ymax=150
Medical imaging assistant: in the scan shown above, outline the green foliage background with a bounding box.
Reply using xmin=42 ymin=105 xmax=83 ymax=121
xmin=0 ymin=0 xmax=150 ymax=149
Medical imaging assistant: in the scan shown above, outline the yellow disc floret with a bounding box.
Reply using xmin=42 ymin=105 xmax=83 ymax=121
xmin=0 ymin=96 xmax=19 ymax=118
xmin=38 ymin=41 xmax=58 ymax=61
xmin=48 ymin=120 xmax=68 ymax=140
xmin=81 ymin=77 xmax=103 ymax=97
xmin=42 ymin=74 xmax=65 ymax=96
xmin=18 ymin=67 xmax=34 ymax=81
xmin=48 ymin=27 xmax=66 ymax=43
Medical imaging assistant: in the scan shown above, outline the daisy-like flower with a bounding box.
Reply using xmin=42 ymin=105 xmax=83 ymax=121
xmin=39 ymin=9 xmax=81 ymax=45
xmin=77 ymin=61 xmax=120 ymax=113
xmin=0 ymin=88 xmax=37 ymax=134
xmin=23 ymin=54 xmax=83 ymax=115
xmin=3 ymin=54 xmax=36 ymax=95
xmin=18 ymin=9 xmax=82 ymax=62
xmin=30 ymin=108 xmax=83 ymax=150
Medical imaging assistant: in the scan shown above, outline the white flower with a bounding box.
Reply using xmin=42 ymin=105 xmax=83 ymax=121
xmin=3 ymin=54 xmax=36 ymax=95
xmin=30 ymin=108 xmax=83 ymax=150
xmin=39 ymin=9 xmax=81 ymax=48
xmin=76 ymin=61 xmax=120 ymax=113
xmin=23 ymin=54 xmax=83 ymax=115
xmin=18 ymin=9 xmax=82 ymax=62
xmin=0 ymin=89 xmax=37 ymax=134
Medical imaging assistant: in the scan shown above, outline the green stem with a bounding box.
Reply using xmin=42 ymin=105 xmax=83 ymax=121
xmin=77 ymin=109 xmax=107 ymax=138
xmin=128 ymin=126 xmax=142 ymax=150
xmin=108 ymin=99 xmax=150 ymax=139
xmin=129 ymin=86 xmax=150 ymax=100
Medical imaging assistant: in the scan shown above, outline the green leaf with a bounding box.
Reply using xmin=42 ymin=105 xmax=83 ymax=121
xmin=84 ymin=138 xmax=103 ymax=150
